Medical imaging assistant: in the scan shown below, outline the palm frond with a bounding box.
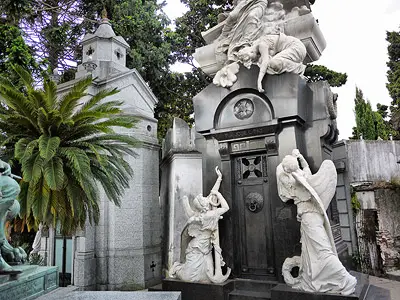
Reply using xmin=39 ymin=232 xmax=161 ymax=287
xmin=43 ymin=79 xmax=57 ymax=111
xmin=2 ymin=69 xmax=140 ymax=234
xmin=58 ymin=76 xmax=92 ymax=119
xmin=43 ymin=157 xmax=64 ymax=190
xmin=12 ymin=65 xmax=34 ymax=89
xmin=38 ymin=135 xmax=60 ymax=162
xmin=59 ymin=147 xmax=91 ymax=175
xmin=73 ymin=88 xmax=119 ymax=118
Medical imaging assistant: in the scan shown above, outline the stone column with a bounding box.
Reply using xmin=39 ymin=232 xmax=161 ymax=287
xmin=40 ymin=226 xmax=55 ymax=266
xmin=160 ymin=118 xmax=203 ymax=276
xmin=73 ymin=225 xmax=96 ymax=290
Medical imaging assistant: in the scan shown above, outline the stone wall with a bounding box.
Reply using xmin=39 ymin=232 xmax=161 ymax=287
xmin=375 ymin=188 xmax=400 ymax=271
xmin=333 ymin=140 xmax=400 ymax=274
xmin=346 ymin=140 xmax=400 ymax=183
xmin=353 ymin=186 xmax=400 ymax=275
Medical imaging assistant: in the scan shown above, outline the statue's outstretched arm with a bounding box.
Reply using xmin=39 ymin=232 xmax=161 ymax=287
xmin=210 ymin=166 xmax=223 ymax=192
xmin=298 ymin=155 xmax=311 ymax=176
xmin=257 ymin=41 xmax=272 ymax=93
xmin=182 ymin=196 xmax=195 ymax=218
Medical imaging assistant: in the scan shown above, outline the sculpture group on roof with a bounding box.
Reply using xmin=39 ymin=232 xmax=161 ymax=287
xmin=212 ymin=0 xmax=310 ymax=91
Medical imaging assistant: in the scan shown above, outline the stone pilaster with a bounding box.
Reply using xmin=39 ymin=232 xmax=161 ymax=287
xmin=160 ymin=118 xmax=203 ymax=277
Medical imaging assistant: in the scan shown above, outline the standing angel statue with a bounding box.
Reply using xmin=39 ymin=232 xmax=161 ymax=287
xmin=276 ymin=150 xmax=357 ymax=295
xmin=170 ymin=167 xmax=231 ymax=283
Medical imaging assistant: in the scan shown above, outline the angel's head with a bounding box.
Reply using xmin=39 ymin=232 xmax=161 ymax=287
xmin=193 ymin=194 xmax=210 ymax=213
xmin=282 ymin=155 xmax=299 ymax=173
xmin=237 ymin=46 xmax=258 ymax=68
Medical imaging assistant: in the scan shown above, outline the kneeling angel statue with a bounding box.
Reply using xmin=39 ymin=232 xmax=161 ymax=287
xmin=170 ymin=167 xmax=231 ymax=283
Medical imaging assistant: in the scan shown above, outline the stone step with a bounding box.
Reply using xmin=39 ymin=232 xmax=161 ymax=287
xmin=234 ymin=278 xmax=277 ymax=293
xmin=386 ymin=270 xmax=400 ymax=282
xmin=36 ymin=285 xmax=80 ymax=300
xmin=364 ymin=285 xmax=390 ymax=300
xmin=229 ymin=289 xmax=271 ymax=300
xmin=351 ymin=271 xmax=370 ymax=300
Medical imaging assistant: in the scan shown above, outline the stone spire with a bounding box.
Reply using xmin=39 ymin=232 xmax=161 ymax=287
xmin=76 ymin=10 xmax=130 ymax=79
xmin=92 ymin=8 xmax=116 ymax=39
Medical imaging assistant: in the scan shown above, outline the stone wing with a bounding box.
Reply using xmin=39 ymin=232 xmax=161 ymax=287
xmin=180 ymin=224 xmax=190 ymax=263
xmin=307 ymin=160 xmax=337 ymax=211
xmin=180 ymin=221 xmax=202 ymax=263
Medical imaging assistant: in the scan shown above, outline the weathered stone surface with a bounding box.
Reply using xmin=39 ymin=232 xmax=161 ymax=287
xmin=354 ymin=187 xmax=400 ymax=275
xmin=346 ymin=140 xmax=400 ymax=183
xmin=333 ymin=140 xmax=400 ymax=275
xmin=375 ymin=189 xmax=400 ymax=271
xmin=162 ymin=118 xmax=197 ymax=158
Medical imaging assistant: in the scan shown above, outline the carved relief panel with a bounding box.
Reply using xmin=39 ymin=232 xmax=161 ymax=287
xmin=215 ymin=92 xmax=274 ymax=132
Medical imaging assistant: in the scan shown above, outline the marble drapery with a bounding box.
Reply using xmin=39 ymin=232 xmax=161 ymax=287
xmin=276 ymin=150 xmax=357 ymax=295
xmin=213 ymin=0 xmax=306 ymax=91
xmin=170 ymin=167 xmax=231 ymax=283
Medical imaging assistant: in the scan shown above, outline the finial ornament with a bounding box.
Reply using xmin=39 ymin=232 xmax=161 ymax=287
xmin=101 ymin=7 xmax=108 ymax=19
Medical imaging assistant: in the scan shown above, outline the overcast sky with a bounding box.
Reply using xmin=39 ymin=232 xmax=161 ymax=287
xmin=164 ymin=0 xmax=400 ymax=139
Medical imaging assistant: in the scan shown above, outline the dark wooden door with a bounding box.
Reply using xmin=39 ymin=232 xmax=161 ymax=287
xmin=233 ymin=154 xmax=275 ymax=278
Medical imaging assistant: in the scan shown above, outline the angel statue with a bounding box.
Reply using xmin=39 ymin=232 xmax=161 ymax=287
xmin=276 ymin=150 xmax=357 ymax=295
xmin=170 ymin=166 xmax=231 ymax=283
xmin=0 ymin=159 xmax=27 ymax=274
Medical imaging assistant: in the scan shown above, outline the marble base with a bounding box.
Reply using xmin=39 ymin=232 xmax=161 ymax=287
xmin=162 ymin=278 xmax=234 ymax=300
xmin=271 ymin=271 xmax=370 ymax=300
xmin=0 ymin=265 xmax=58 ymax=300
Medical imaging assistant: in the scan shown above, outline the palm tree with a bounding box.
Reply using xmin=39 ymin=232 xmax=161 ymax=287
xmin=0 ymin=66 xmax=139 ymax=234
